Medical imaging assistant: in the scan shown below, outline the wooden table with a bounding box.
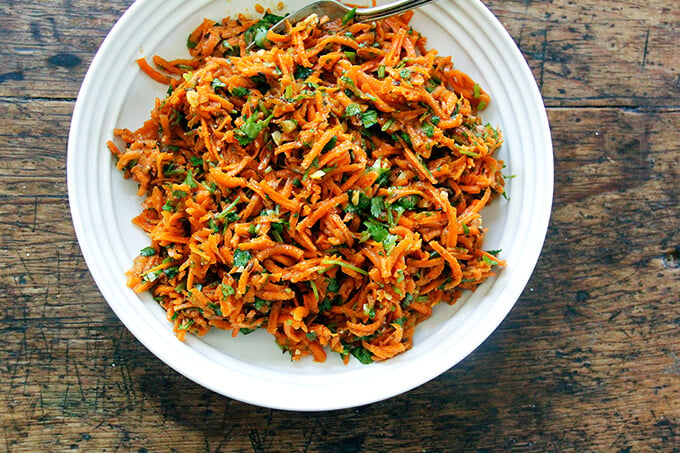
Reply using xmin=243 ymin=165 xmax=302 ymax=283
xmin=1 ymin=0 xmax=678 ymax=451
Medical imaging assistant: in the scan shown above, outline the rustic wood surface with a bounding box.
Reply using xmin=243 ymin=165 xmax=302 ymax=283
xmin=1 ymin=0 xmax=679 ymax=451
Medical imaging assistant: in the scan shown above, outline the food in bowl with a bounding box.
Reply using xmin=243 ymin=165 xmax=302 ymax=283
xmin=108 ymin=7 xmax=506 ymax=364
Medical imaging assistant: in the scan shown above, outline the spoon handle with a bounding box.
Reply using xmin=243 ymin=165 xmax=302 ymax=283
xmin=355 ymin=0 xmax=439 ymax=23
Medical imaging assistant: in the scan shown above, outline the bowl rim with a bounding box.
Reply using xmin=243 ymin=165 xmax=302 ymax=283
xmin=67 ymin=0 xmax=553 ymax=411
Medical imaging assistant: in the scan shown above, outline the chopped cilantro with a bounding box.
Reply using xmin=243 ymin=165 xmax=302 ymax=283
xmin=393 ymin=316 xmax=407 ymax=327
xmin=342 ymin=7 xmax=357 ymax=25
xmin=344 ymin=190 xmax=371 ymax=213
xmin=211 ymin=78 xmax=226 ymax=90
xmin=230 ymin=86 xmax=249 ymax=97
xmin=233 ymin=249 xmax=251 ymax=268
xmin=178 ymin=319 xmax=194 ymax=330
xmin=370 ymin=196 xmax=385 ymax=218
xmin=370 ymin=160 xmax=391 ymax=186
xmin=421 ymin=122 xmax=435 ymax=138
xmin=345 ymin=103 xmax=362 ymax=117
xmin=164 ymin=266 xmax=179 ymax=279
xmin=244 ymin=12 xmax=285 ymax=49
xmin=394 ymin=195 xmax=419 ymax=210
xmin=381 ymin=118 xmax=395 ymax=132
xmin=327 ymin=277 xmax=340 ymax=293
xmin=363 ymin=218 xmax=388 ymax=243
xmin=221 ymin=283 xmax=235 ymax=298
xmin=187 ymin=34 xmax=197 ymax=49
xmin=361 ymin=109 xmax=379 ymax=128
xmin=139 ymin=246 xmax=156 ymax=257
xmin=482 ymin=255 xmax=499 ymax=266
xmin=254 ymin=298 xmax=271 ymax=311
xmin=235 ymin=113 xmax=273 ymax=146
xmin=323 ymin=136 xmax=337 ymax=152
xmin=183 ymin=168 xmax=198 ymax=188
xmin=162 ymin=200 xmax=175 ymax=212
xmin=350 ymin=345 xmax=373 ymax=364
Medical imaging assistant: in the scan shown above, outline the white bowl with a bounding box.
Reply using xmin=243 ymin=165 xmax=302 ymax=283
xmin=68 ymin=0 xmax=552 ymax=411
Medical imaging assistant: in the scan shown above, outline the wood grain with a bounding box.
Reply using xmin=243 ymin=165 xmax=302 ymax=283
xmin=1 ymin=0 xmax=679 ymax=451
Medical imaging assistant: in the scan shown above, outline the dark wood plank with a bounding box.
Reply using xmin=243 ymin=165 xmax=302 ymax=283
xmin=0 ymin=0 xmax=132 ymax=100
xmin=486 ymin=0 xmax=680 ymax=107
xmin=1 ymin=0 xmax=679 ymax=450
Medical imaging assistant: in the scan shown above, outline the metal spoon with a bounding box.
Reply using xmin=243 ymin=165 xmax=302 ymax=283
xmin=245 ymin=0 xmax=438 ymax=51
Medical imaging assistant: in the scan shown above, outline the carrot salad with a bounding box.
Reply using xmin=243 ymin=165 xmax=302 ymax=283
xmin=109 ymin=8 xmax=506 ymax=364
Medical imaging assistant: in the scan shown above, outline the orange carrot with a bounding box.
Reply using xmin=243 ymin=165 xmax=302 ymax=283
xmin=111 ymin=8 xmax=505 ymax=364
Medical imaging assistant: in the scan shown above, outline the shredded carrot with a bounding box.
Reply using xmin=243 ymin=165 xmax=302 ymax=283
xmin=111 ymin=8 xmax=505 ymax=364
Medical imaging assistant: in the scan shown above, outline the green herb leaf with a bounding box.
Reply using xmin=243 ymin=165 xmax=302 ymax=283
xmin=370 ymin=196 xmax=385 ymax=218
xmin=327 ymin=277 xmax=340 ymax=293
xmin=322 ymin=136 xmax=337 ymax=152
xmin=178 ymin=319 xmax=194 ymax=330
xmin=244 ymin=12 xmax=285 ymax=49
xmin=143 ymin=269 xmax=163 ymax=283
xmin=164 ymin=266 xmax=179 ymax=279
xmin=350 ymin=345 xmax=373 ymax=364
xmin=344 ymin=190 xmax=371 ymax=214
xmin=393 ymin=316 xmax=407 ymax=327
xmin=163 ymin=163 xmax=184 ymax=176
xmin=345 ymin=103 xmax=362 ymax=117
xmin=377 ymin=64 xmax=386 ymax=79
xmin=235 ymin=113 xmax=274 ymax=146
xmin=294 ymin=65 xmax=313 ymax=80
xmin=211 ymin=78 xmax=226 ymax=90
xmin=233 ymin=249 xmax=251 ymax=269
xmin=394 ymin=195 xmax=419 ymax=210
xmin=162 ymin=200 xmax=175 ymax=212
xmin=216 ymin=196 xmax=241 ymax=221
xmin=207 ymin=303 xmax=222 ymax=316
xmin=361 ymin=109 xmax=379 ymax=128
xmin=221 ymin=283 xmax=235 ymax=298
xmin=364 ymin=219 xmax=389 ymax=243
xmin=230 ymin=86 xmax=249 ymax=97
xmin=187 ymin=35 xmax=197 ymax=49
xmin=139 ymin=246 xmax=156 ymax=257
xmin=381 ymin=118 xmax=395 ymax=132
xmin=370 ymin=160 xmax=391 ymax=187
xmin=383 ymin=233 xmax=398 ymax=254
xmin=183 ymin=168 xmax=198 ymax=189
xmin=254 ymin=297 xmax=271 ymax=311
xmin=342 ymin=7 xmax=357 ymax=25
xmin=421 ymin=122 xmax=435 ymax=138
xmin=207 ymin=218 xmax=219 ymax=232
xmin=482 ymin=254 xmax=499 ymax=266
